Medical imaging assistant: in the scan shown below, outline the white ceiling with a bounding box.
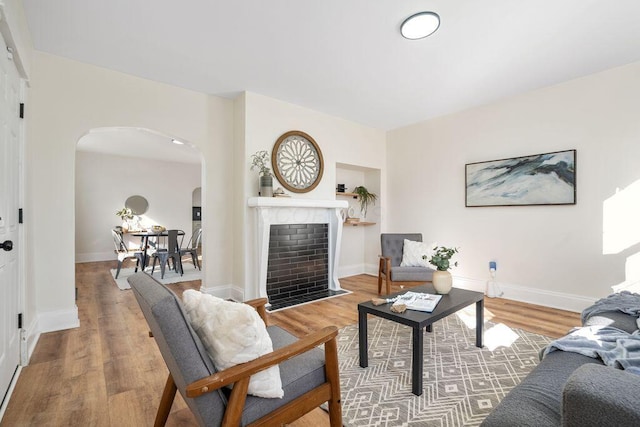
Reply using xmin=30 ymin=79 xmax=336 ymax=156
xmin=23 ymin=0 xmax=640 ymax=132
xmin=77 ymin=128 xmax=203 ymax=164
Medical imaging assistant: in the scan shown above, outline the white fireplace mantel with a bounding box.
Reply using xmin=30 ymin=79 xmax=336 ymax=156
xmin=248 ymin=197 xmax=348 ymax=302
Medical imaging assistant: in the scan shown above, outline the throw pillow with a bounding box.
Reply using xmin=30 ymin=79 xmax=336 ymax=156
xmin=400 ymin=239 xmax=436 ymax=268
xmin=182 ymin=290 xmax=284 ymax=398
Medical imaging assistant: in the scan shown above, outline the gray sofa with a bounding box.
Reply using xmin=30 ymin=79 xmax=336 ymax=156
xmin=481 ymin=306 xmax=640 ymax=427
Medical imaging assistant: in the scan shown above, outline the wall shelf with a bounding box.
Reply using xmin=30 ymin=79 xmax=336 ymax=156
xmin=344 ymin=221 xmax=376 ymax=227
xmin=336 ymin=192 xmax=358 ymax=198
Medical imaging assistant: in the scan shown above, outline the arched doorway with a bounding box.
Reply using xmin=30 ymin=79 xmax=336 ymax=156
xmin=74 ymin=127 xmax=204 ymax=277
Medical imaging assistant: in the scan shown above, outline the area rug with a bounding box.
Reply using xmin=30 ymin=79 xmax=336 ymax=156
xmin=110 ymin=264 xmax=202 ymax=290
xmin=337 ymin=313 xmax=552 ymax=426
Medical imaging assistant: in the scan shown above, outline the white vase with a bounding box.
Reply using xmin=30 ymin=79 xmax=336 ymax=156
xmin=432 ymin=270 xmax=452 ymax=294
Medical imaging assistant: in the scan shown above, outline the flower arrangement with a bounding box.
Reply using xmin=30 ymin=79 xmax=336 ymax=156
xmin=423 ymin=246 xmax=459 ymax=271
xmin=115 ymin=207 xmax=134 ymax=221
xmin=250 ymin=150 xmax=272 ymax=177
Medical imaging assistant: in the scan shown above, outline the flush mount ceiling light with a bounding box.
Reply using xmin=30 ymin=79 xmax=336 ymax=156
xmin=401 ymin=11 xmax=440 ymax=40
xmin=171 ymin=138 xmax=184 ymax=145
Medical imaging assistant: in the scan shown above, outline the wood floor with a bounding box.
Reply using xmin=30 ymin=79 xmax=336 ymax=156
xmin=1 ymin=262 xmax=581 ymax=426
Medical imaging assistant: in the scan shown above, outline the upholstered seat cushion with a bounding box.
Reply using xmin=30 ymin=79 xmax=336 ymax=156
xmin=390 ymin=266 xmax=434 ymax=282
xmin=238 ymin=326 xmax=327 ymax=425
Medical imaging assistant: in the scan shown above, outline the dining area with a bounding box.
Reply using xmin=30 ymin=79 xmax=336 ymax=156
xmin=107 ymin=194 xmax=203 ymax=289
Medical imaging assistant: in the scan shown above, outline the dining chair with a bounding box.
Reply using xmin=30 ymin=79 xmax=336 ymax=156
xmin=111 ymin=229 xmax=144 ymax=279
xmin=151 ymin=229 xmax=183 ymax=279
xmin=179 ymin=228 xmax=202 ymax=270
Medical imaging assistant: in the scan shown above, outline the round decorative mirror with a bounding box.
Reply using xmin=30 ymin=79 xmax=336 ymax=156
xmin=125 ymin=195 xmax=149 ymax=215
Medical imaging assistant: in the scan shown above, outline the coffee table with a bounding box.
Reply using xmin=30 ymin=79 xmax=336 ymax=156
xmin=358 ymin=284 xmax=484 ymax=396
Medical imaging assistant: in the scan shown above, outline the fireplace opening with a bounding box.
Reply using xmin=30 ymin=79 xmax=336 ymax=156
xmin=266 ymin=223 xmax=346 ymax=311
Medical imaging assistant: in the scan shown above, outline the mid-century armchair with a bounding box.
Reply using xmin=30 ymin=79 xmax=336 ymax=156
xmin=378 ymin=233 xmax=435 ymax=295
xmin=128 ymin=272 xmax=342 ymax=427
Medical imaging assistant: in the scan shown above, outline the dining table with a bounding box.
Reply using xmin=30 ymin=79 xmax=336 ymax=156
xmin=131 ymin=230 xmax=185 ymax=270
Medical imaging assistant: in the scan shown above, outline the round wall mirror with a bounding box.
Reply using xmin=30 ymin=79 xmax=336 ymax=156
xmin=125 ymin=195 xmax=149 ymax=215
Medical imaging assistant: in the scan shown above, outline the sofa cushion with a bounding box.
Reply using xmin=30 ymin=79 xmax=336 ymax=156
xmin=480 ymin=350 xmax=602 ymax=427
xmin=182 ymin=289 xmax=284 ymax=398
xmin=583 ymin=310 xmax=639 ymax=333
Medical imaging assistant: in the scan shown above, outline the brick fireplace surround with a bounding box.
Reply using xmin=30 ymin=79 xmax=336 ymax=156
xmin=248 ymin=197 xmax=348 ymax=309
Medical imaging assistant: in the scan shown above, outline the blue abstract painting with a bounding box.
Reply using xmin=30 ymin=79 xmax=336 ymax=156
xmin=465 ymin=150 xmax=576 ymax=206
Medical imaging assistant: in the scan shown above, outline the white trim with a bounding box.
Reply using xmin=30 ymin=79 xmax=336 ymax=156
xmin=337 ymin=263 xmax=364 ymax=278
xmin=36 ymin=307 xmax=80 ymax=333
xmin=201 ymin=284 xmax=244 ymax=302
xmin=24 ymin=317 xmax=39 ymax=365
xmin=454 ymin=275 xmax=595 ymax=313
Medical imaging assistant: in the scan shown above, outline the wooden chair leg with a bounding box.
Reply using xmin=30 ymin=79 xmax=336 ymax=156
xmin=155 ymin=373 xmax=177 ymax=427
xmin=377 ymin=272 xmax=383 ymax=295
xmin=324 ymin=339 xmax=343 ymax=427
xmin=386 ymin=275 xmax=391 ymax=295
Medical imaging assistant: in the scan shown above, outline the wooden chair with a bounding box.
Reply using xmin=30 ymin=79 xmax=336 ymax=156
xmin=378 ymin=233 xmax=435 ymax=295
xmin=128 ymin=272 xmax=342 ymax=427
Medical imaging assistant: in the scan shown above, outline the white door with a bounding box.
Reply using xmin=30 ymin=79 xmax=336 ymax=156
xmin=0 ymin=30 xmax=22 ymax=406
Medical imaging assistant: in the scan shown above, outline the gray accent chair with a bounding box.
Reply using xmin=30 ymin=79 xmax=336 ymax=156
xmin=127 ymin=272 xmax=342 ymax=427
xmin=378 ymin=233 xmax=435 ymax=295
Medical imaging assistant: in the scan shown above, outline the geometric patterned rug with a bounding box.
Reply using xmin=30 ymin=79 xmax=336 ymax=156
xmin=337 ymin=312 xmax=552 ymax=426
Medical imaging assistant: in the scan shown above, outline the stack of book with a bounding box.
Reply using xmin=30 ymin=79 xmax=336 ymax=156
xmin=392 ymin=291 xmax=442 ymax=313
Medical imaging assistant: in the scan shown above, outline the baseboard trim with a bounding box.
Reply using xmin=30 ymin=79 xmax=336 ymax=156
xmin=338 ymin=263 xmax=378 ymax=278
xmin=454 ymin=275 xmax=596 ymax=313
xmin=36 ymin=307 xmax=80 ymax=333
xmin=201 ymin=284 xmax=244 ymax=302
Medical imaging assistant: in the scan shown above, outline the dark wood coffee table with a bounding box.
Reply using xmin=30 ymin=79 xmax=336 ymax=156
xmin=358 ymin=284 xmax=484 ymax=396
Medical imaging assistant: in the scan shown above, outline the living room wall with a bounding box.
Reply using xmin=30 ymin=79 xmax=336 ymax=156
xmin=387 ymin=61 xmax=640 ymax=311
xmin=237 ymin=92 xmax=387 ymax=300
xmin=26 ymin=51 xmax=234 ymax=335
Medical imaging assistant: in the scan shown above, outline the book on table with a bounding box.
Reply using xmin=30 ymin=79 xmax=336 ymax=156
xmin=392 ymin=291 xmax=442 ymax=313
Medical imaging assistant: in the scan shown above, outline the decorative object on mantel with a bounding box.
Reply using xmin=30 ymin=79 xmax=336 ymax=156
xmin=336 ymin=183 xmax=345 ymax=192
xmin=272 ymin=130 xmax=324 ymax=193
xmin=352 ymin=185 xmax=377 ymax=218
xmin=423 ymin=246 xmax=459 ymax=294
xmin=272 ymin=187 xmax=290 ymax=197
xmin=466 ymin=149 xmax=576 ymax=207
xmin=250 ymin=150 xmax=274 ymax=197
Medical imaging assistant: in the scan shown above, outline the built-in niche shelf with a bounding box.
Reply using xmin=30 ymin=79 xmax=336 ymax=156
xmin=337 ymin=191 xmax=376 ymax=226
xmin=344 ymin=221 xmax=376 ymax=227
xmin=336 ymin=192 xmax=358 ymax=198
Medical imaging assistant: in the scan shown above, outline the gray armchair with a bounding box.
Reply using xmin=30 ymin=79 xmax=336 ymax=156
xmin=378 ymin=233 xmax=435 ymax=295
xmin=128 ymin=272 xmax=342 ymax=427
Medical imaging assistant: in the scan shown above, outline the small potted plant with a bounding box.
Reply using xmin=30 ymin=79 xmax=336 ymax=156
xmin=423 ymin=246 xmax=459 ymax=294
xmin=250 ymin=150 xmax=273 ymax=197
xmin=352 ymin=185 xmax=377 ymax=218
xmin=116 ymin=207 xmax=134 ymax=232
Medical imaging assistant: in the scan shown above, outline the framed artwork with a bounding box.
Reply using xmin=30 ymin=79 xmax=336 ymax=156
xmin=465 ymin=149 xmax=576 ymax=207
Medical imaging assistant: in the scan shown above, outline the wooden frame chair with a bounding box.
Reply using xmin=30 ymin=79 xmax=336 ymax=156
xmin=128 ymin=272 xmax=342 ymax=427
xmin=378 ymin=233 xmax=435 ymax=295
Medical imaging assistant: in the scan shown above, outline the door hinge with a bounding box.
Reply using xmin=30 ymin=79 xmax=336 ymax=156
xmin=18 ymin=208 xmax=23 ymax=224
xmin=19 ymin=103 xmax=24 ymax=119
xmin=18 ymin=313 xmax=22 ymax=329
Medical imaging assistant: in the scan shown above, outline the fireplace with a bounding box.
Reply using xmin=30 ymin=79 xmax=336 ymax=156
xmin=248 ymin=197 xmax=348 ymax=308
